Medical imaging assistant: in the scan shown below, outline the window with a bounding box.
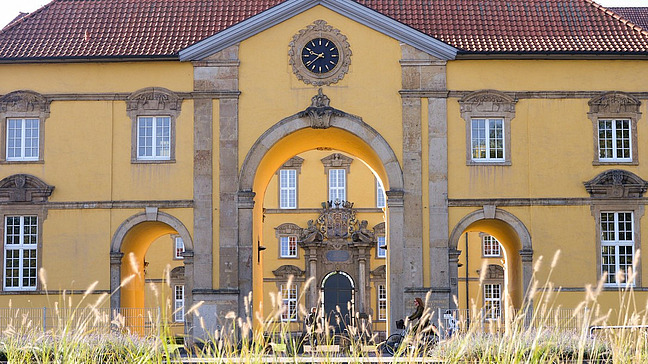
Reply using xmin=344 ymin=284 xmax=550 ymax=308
xmin=137 ymin=116 xmax=171 ymax=160
xmin=174 ymin=285 xmax=185 ymax=322
xmin=6 ymin=119 xmax=39 ymax=161
xmin=4 ymin=216 xmax=38 ymax=291
xmin=376 ymin=236 xmax=386 ymax=258
xmin=482 ymin=235 xmax=501 ymax=257
xmin=459 ymin=90 xmax=515 ymax=166
xmin=279 ymin=169 xmax=297 ymax=209
xmin=280 ymin=284 xmax=298 ymax=322
xmin=174 ymin=237 xmax=185 ymax=260
xmin=598 ymin=119 xmax=631 ymax=162
xmin=127 ymin=87 xmax=181 ymax=164
xmin=471 ymin=118 xmax=504 ymax=161
xmin=0 ymin=91 xmax=49 ymax=163
xmin=280 ymin=236 xmax=298 ymax=258
xmin=376 ymin=179 xmax=385 ymax=208
xmin=588 ymin=92 xmax=641 ymax=165
xmin=483 ymin=283 xmax=501 ymax=320
xmin=601 ymin=212 xmax=635 ymax=286
xmin=377 ymin=284 xmax=387 ymax=320
xmin=329 ymin=168 xmax=346 ymax=202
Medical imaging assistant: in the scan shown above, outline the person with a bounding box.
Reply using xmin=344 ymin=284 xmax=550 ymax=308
xmin=408 ymin=298 xmax=425 ymax=330
xmin=305 ymin=307 xmax=319 ymax=346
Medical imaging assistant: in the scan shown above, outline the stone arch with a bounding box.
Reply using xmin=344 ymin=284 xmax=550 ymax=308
xmin=109 ymin=209 xmax=194 ymax=336
xmin=235 ymin=96 xmax=406 ymax=331
xmin=449 ymin=207 xmax=531 ymax=252
xmin=110 ymin=209 xmax=194 ymax=253
xmin=448 ymin=207 xmax=533 ymax=310
xmin=239 ymin=113 xmax=404 ymax=191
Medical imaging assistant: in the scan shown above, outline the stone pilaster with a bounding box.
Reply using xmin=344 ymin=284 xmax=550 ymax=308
xmin=399 ymin=43 xmax=450 ymax=323
xmin=237 ymin=190 xmax=255 ymax=317
xmin=191 ymin=45 xmax=241 ymax=339
xmin=182 ymin=251 xmax=195 ymax=339
xmin=386 ymin=189 xmax=405 ymax=333
xmin=109 ymin=252 xmax=124 ymax=312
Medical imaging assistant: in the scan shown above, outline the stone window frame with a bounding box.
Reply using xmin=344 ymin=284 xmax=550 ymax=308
xmin=584 ymin=169 xmax=647 ymax=288
xmin=373 ymin=222 xmax=386 ymax=259
xmin=588 ymin=92 xmax=642 ymax=166
xmin=458 ymin=90 xmax=516 ymax=166
xmin=481 ymin=264 xmax=504 ymax=321
xmin=321 ymin=153 xmax=353 ymax=202
xmin=169 ymin=266 xmax=185 ymax=322
xmin=376 ymin=178 xmax=386 ymax=208
xmin=370 ymin=264 xmax=386 ymax=322
xmin=0 ymin=174 xmax=54 ymax=293
xmin=171 ymin=234 xmax=185 ymax=260
xmin=126 ymin=87 xmax=182 ymax=164
xmin=275 ymin=223 xmax=303 ymax=260
xmin=277 ymin=156 xmax=304 ymax=209
xmin=270 ymin=264 xmax=306 ymax=322
xmin=0 ymin=91 xmax=50 ymax=164
xmin=480 ymin=233 xmax=501 ymax=258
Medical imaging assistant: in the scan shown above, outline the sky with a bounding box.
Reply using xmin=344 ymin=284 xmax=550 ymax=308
xmin=0 ymin=0 xmax=646 ymax=30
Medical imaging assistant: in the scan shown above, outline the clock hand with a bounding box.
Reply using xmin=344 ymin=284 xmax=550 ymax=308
xmin=306 ymin=52 xmax=324 ymax=66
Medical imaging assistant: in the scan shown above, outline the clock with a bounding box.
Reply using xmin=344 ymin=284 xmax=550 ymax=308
xmin=301 ymin=37 xmax=339 ymax=74
xmin=289 ymin=20 xmax=351 ymax=86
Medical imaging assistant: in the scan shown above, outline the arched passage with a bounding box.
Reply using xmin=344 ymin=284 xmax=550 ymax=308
xmin=235 ymin=109 xmax=406 ymax=331
xmin=110 ymin=209 xmax=194 ymax=335
xmin=448 ymin=208 xmax=533 ymax=312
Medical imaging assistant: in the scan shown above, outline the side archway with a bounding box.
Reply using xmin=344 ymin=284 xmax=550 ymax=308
xmin=110 ymin=209 xmax=194 ymax=335
xmin=448 ymin=207 xmax=533 ymax=310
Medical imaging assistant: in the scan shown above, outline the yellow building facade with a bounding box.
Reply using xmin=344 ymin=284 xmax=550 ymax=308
xmin=0 ymin=0 xmax=648 ymax=339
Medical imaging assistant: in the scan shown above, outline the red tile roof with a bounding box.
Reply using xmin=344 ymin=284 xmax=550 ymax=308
xmin=610 ymin=7 xmax=648 ymax=31
xmin=1 ymin=0 xmax=648 ymax=60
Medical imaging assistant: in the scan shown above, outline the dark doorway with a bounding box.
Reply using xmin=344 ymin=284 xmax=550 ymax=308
xmin=322 ymin=272 xmax=354 ymax=334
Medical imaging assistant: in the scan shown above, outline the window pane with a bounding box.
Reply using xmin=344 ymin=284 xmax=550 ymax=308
xmin=377 ymin=236 xmax=386 ymax=258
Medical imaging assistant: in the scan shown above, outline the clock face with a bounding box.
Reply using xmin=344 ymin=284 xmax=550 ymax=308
xmin=301 ymin=38 xmax=339 ymax=74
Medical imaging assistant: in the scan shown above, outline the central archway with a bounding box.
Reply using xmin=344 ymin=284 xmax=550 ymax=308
xmin=237 ymin=107 xmax=406 ymax=332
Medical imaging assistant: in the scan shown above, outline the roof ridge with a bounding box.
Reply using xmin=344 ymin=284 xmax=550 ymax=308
xmin=585 ymin=0 xmax=648 ymax=37
xmin=0 ymin=0 xmax=59 ymax=35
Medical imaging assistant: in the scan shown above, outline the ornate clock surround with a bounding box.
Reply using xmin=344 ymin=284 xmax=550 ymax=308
xmin=289 ymin=20 xmax=352 ymax=86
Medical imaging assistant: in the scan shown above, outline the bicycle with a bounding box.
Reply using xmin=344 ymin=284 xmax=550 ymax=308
xmin=378 ymin=321 xmax=439 ymax=356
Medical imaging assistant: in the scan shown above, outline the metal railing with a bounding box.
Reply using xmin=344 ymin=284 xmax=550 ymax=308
xmin=437 ymin=307 xmax=587 ymax=338
xmin=0 ymin=307 xmax=162 ymax=336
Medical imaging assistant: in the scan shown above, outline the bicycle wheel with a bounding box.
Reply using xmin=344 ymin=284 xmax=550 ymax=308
xmin=384 ymin=333 xmax=403 ymax=356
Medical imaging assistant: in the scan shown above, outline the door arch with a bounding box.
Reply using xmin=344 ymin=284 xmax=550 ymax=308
xmin=321 ymin=271 xmax=355 ymax=335
xmin=236 ymin=101 xmax=406 ymax=331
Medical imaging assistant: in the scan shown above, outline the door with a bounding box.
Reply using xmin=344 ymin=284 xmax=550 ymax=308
xmin=322 ymin=271 xmax=354 ymax=334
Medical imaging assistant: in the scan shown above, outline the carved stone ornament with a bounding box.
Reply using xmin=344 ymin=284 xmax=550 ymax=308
xmin=486 ymin=265 xmax=505 ymax=280
xmin=289 ymin=20 xmax=352 ymax=86
xmin=458 ymin=89 xmax=517 ymax=116
xmin=275 ymin=223 xmax=304 ymax=237
xmin=280 ymin=156 xmax=304 ymax=170
xmin=298 ymin=88 xmax=346 ymax=129
xmin=0 ymin=90 xmax=50 ymax=117
xmin=126 ymin=87 xmax=181 ymax=119
xmin=0 ymin=174 xmax=54 ymax=203
xmin=588 ymin=92 xmax=641 ymax=115
xmin=272 ymin=264 xmax=306 ymax=278
xmin=370 ymin=265 xmax=386 ymax=279
xmin=321 ymin=152 xmax=353 ymax=171
xmin=317 ymin=200 xmax=358 ymax=240
xmin=170 ymin=266 xmax=185 ymax=280
xmin=584 ymin=169 xmax=648 ymax=198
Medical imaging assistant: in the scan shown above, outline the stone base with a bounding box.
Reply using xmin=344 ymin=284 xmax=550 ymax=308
xmin=190 ymin=289 xmax=239 ymax=340
xmin=403 ymin=287 xmax=451 ymax=323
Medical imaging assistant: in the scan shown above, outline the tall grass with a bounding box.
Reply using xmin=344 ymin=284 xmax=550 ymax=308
xmin=2 ymin=251 xmax=648 ymax=363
